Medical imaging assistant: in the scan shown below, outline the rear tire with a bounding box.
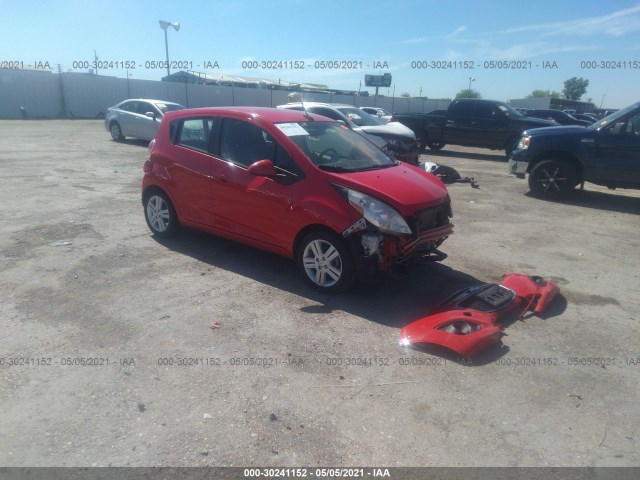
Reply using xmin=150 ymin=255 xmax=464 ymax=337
xmin=110 ymin=122 xmax=125 ymax=142
xmin=528 ymin=159 xmax=577 ymax=196
xmin=144 ymin=189 xmax=179 ymax=237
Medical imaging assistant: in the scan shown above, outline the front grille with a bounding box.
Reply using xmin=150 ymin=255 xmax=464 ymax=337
xmin=411 ymin=203 xmax=451 ymax=234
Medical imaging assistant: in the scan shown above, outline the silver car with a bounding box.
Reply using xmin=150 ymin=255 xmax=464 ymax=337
xmin=105 ymin=99 xmax=185 ymax=141
xmin=359 ymin=107 xmax=392 ymax=123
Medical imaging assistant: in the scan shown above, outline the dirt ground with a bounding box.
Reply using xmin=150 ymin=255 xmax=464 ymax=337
xmin=1 ymin=120 xmax=639 ymax=468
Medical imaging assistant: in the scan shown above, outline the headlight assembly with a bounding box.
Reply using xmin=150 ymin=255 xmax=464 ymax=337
xmin=333 ymin=186 xmax=412 ymax=235
xmin=516 ymin=136 xmax=530 ymax=150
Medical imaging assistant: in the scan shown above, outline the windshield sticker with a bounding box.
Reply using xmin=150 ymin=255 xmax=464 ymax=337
xmin=276 ymin=123 xmax=310 ymax=136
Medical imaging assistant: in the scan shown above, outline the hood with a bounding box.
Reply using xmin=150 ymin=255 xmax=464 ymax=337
xmin=357 ymin=121 xmax=416 ymax=139
xmin=326 ymin=164 xmax=449 ymax=215
xmin=516 ymin=117 xmax=557 ymax=128
xmin=525 ymin=125 xmax=596 ymax=137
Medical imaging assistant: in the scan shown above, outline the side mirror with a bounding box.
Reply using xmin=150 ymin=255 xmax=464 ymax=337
xmin=609 ymin=122 xmax=626 ymax=136
xmin=145 ymin=111 xmax=157 ymax=120
xmin=247 ymin=159 xmax=276 ymax=177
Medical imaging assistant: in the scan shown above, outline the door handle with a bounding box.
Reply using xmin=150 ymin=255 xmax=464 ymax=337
xmin=218 ymin=174 xmax=228 ymax=183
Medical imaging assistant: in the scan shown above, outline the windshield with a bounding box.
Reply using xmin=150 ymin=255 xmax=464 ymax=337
xmin=593 ymin=103 xmax=639 ymax=129
xmin=501 ymin=102 xmax=523 ymax=117
xmin=278 ymin=121 xmax=396 ymax=172
xmin=336 ymin=107 xmax=385 ymax=126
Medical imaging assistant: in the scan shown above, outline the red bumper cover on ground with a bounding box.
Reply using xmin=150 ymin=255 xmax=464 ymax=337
xmin=399 ymin=273 xmax=559 ymax=358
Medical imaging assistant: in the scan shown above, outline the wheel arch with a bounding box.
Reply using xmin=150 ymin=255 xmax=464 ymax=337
xmin=142 ymin=184 xmax=183 ymax=222
xmin=529 ymin=150 xmax=584 ymax=183
xmin=292 ymin=224 xmax=343 ymax=261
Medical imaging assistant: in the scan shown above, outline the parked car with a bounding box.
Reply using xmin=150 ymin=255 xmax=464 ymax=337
xmin=572 ymin=113 xmax=599 ymax=123
xmin=391 ymin=99 xmax=556 ymax=156
xmin=509 ymin=101 xmax=640 ymax=195
xmin=105 ymin=99 xmax=185 ymax=141
xmin=142 ymin=107 xmax=453 ymax=292
xmin=278 ymin=102 xmax=419 ymax=165
xmin=359 ymin=107 xmax=392 ymax=123
xmin=524 ymin=109 xmax=592 ymax=127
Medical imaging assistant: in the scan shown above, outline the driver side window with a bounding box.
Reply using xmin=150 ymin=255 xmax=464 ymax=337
xmin=219 ymin=119 xmax=304 ymax=183
xmin=625 ymin=114 xmax=640 ymax=136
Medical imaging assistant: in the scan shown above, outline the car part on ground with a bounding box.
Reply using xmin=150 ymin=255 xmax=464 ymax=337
xmin=423 ymin=162 xmax=479 ymax=188
xmin=399 ymin=273 xmax=559 ymax=358
xmin=142 ymin=107 xmax=453 ymax=292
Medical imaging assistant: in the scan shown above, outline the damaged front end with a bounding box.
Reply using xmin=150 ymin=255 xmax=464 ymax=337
xmin=337 ymin=185 xmax=454 ymax=277
xmin=399 ymin=273 xmax=559 ymax=358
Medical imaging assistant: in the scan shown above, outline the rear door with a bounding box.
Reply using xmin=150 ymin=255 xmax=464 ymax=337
xmin=117 ymin=101 xmax=139 ymax=137
xmin=471 ymin=101 xmax=512 ymax=148
xmin=443 ymin=100 xmax=475 ymax=146
xmin=165 ymin=117 xmax=219 ymax=226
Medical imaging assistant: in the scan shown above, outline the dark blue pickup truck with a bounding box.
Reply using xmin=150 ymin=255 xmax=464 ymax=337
xmin=391 ymin=98 xmax=554 ymax=155
xmin=509 ymin=102 xmax=640 ymax=196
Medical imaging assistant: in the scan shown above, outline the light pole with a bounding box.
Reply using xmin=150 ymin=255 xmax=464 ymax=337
xmin=159 ymin=20 xmax=180 ymax=77
xmin=468 ymin=77 xmax=475 ymax=91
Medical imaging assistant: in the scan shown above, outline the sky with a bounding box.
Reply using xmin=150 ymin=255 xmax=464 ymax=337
xmin=3 ymin=0 xmax=640 ymax=108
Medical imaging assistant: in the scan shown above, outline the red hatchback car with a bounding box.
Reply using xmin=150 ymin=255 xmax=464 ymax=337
xmin=142 ymin=107 xmax=453 ymax=292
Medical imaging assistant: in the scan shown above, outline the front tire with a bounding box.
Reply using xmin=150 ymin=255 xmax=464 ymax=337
xmin=528 ymin=159 xmax=577 ymax=195
xmin=144 ymin=190 xmax=179 ymax=237
xmin=297 ymin=231 xmax=355 ymax=292
xmin=427 ymin=141 xmax=445 ymax=151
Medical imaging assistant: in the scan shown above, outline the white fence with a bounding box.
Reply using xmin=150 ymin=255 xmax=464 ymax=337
xmin=0 ymin=69 xmax=450 ymax=119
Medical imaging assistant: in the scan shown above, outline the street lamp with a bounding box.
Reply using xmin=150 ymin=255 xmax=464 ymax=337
xmin=159 ymin=20 xmax=180 ymax=77
xmin=468 ymin=77 xmax=475 ymax=91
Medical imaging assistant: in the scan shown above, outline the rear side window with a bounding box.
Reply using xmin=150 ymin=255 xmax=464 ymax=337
xmin=475 ymin=102 xmax=502 ymax=119
xmin=309 ymin=107 xmax=342 ymax=121
xmin=119 ymin=101 xmax=136 ymax=112
xmin=449 ymin=101 xmax=474 ymax=117
xmin=178 ymin=118 xmax=215 ymax=152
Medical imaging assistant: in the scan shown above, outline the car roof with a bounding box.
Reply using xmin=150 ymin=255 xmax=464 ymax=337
xmin=162 ymin=106 xmax=334 ymax=123
xmin=279 ymin=102 xmax=355 ymax=109
xmin=118 ymin=99 xmax=184 ymax=106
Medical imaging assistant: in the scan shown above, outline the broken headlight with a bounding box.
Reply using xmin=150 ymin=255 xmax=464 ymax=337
xmin=334 ymin=185 xmax=411 ymax=235
xmin=437 ymin=321 xmax=481 ymax=335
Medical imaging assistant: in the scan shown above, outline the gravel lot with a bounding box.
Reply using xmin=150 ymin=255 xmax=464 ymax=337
xmin=1 ymin=120 xmax=639 ymax=468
